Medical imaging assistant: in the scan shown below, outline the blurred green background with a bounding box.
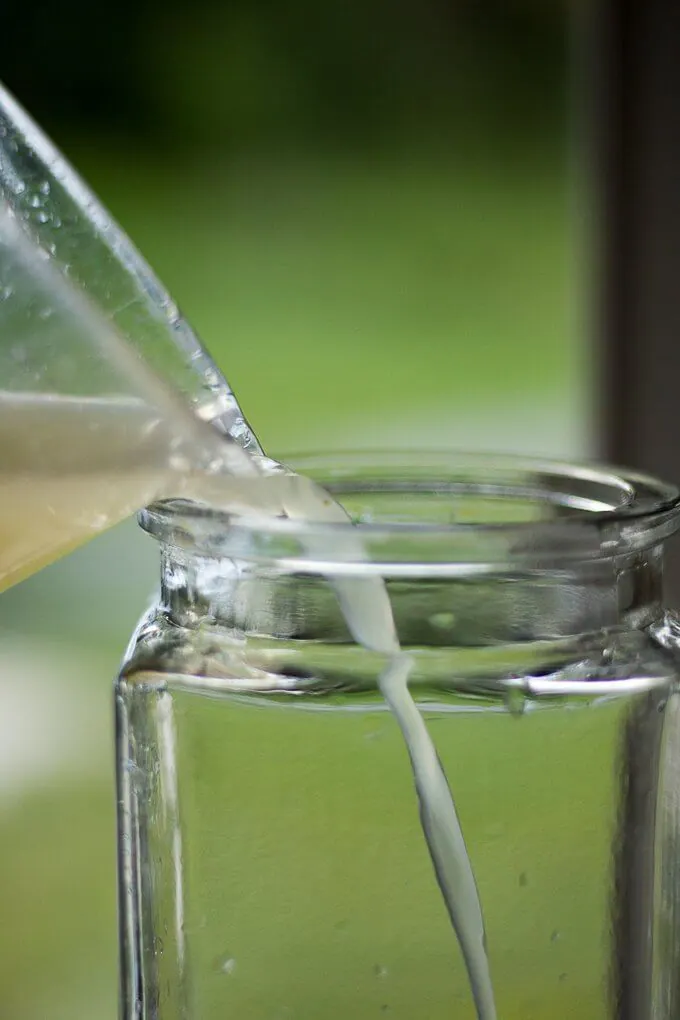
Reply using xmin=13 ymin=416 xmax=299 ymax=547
xmin=1 ymin=2 xmax=587 ymax=1017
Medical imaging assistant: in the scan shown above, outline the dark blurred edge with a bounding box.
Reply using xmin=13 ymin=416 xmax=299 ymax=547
xmin=591 ymin=0 xmax=680 ymax=605
xmin=0 ymin=2 xmax=566 ymax=151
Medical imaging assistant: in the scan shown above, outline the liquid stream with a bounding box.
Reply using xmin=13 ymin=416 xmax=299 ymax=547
xmin=1 ymin=388 xmax=496 ymax=1019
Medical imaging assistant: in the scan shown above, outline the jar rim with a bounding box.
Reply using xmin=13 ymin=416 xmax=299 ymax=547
xmin=139 ymin=450 xmax=680 ymax=573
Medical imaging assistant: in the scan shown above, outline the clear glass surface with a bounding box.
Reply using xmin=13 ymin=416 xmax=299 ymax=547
xmin=117 ymin=453 xmax=680 ymax=1020
xmin=0 ymin=81 xmax=257 ymax=446
xmin=0 ymin=82 xmax=262 ymax=590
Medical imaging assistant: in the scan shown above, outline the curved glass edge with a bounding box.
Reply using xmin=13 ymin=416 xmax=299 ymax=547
xmin=138 ymin=451 xmax=680 ymax=572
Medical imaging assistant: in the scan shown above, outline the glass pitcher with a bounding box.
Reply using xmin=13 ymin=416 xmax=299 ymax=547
xmin=116 ymin=450 xmax=680 ymax=1020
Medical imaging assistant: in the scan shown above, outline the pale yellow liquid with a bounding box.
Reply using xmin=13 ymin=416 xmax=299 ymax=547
xmin=0 ymin=391 xmax=277 ymax=592
xmin=0 ymin=394 xmax=178 ymax=589
xmin=0 ymin=390 xmax=495 ymax=1018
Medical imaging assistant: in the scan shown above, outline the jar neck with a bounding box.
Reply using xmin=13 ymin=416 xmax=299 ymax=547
xmin=157 ymin=542 xmax=666 ymax=649
xmin=132 ymin=452 xmax=680 ymax=689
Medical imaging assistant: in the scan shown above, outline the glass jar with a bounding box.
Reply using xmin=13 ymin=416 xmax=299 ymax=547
xmin=116 ymin=451 xmax=680 ymax=1020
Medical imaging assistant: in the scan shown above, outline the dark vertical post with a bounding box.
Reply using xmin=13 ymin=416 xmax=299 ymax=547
xmin=591 ymin=0 xmax=680 ymax=603
xmin=590 ymin=17 xmax=680 ymax=1017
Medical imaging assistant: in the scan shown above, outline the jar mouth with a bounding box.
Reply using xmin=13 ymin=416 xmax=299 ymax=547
xmin=140 ymin=450 xmax=680 ymax=574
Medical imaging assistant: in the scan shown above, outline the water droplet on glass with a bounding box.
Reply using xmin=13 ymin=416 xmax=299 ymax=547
xmin=39 ymin=180 xmax=51 ymax=195
xmin=362 ymin=715 xmax=384 ymax=742
xmin=154 ymin=936 xmax=164 ymax=957
xmin=219 ymin=957 xmax=237 ymax=975
xmin=29 ymin=194 xmax=42 ymax=208
xmin=169 ymin=454 xmax=191 ymax=473
xmin=373 ymin=964 xmax=388 ymax=979
xmin=430 ymin=611 xmax=456 ymax=631
xmin=38 ymin=307 xmax=53 ymax=320
xmin=36 ymin=210 xmax=49 ymax=224
xmin=165 ymin=299 xmax=180 ymax=326
xmin=505 ymin=681 xmax=527 ymax=717
xmin=550 ymin=929 xmax=560 ymax=943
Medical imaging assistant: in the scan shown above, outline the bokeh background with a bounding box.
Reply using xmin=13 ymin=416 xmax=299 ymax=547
xmin=1 ymin=2 xmax=586 ymax=1017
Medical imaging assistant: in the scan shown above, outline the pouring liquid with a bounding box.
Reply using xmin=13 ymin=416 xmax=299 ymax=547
xmin=280 ymin=486 xmax=497 ymax=1020
xmin=0 ymin=82 xmax=493 ymax=1014
xmin=0 ymin=389 xmax=495 ymax=1018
